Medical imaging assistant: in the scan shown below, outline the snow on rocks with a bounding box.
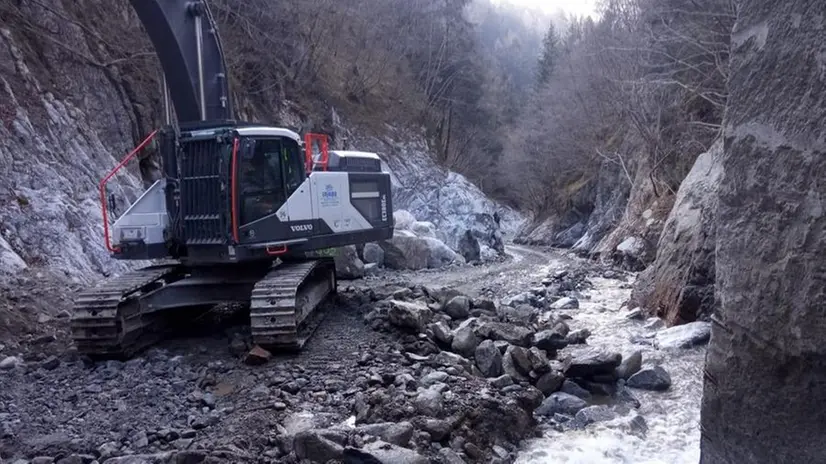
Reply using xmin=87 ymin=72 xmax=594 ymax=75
xmin=358 ymin=129 xmax=525 ymax=248
xmin=370 ymin=210 xmax=467 ymax=272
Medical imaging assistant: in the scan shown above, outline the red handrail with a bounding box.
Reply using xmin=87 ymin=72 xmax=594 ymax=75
xmin=99 ymin=130 xmax=159 ymax=253
xmin=230 ymin=136 xmax=240 ymax=243
xmin=303 ymin=133 xmax=329 ymax=173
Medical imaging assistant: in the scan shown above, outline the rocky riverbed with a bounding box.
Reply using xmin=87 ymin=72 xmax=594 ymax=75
xmin=0 ymin=246 xmax=710 ymax=464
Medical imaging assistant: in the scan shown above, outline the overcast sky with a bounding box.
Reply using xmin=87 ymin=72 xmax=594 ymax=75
xmin=490 ymin=0 xmax=599 ymax=18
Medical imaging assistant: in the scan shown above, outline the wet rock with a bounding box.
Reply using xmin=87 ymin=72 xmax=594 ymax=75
xmin=358 ymin=422 xmax=414 ymax=446
xmin=560 ymin=380 xmax=592 ymax=400
xmin=615 ymin=351 xmax=642 ymax=380
xmin=629 ymin=415 xmax=648 ymax=438
xmin=444 ymin=295 xmax=471 ymax=319
xmin=550 ymin=297 xmax=579 ymax=309
xmin=643 ymin=318 xmax=665 ymax=330
xmin=294 ymin=430 xmax=345 ymax=462
xmin=552 ymin=320 xmax=571 ymax=336
xmin=363 ymin=242 xmax=385 ymax=265
xmin=565 ymin=328 xmax=591 ymax=345
xmin=345 ymin=440 xmax=428 ymax=464
xmin=627 ymin=366 xmax=672 ymax=391
xmin=570 ymin=405 xmax=616 ymax=429
xmin=532 ymin=329 xmax=568 ymax=352
xmin=474 ymin=339 xmax=503 ymax=377
xmin=564 ymin=348 xmax=622 ymax=378
xmin=243 ymin=345 xmax=272 ymax=365
xmin=615 ymin=385 xmax=641 ymax=409
xmin=535 ymin=371 xmax=565 ymax=396
xmin=579 ymin=380 xmax=617 ymax=396
xmin=535 ymin=392 xmax=588 ymax=417
xmin=625 ymin=307 xmax=645 ymax=320
xmin=477 ymin=322 xmax=534 ymax=347
xmin=388 ymin=300 xmax=432 ymax=332
xmin=655 ymin=321 xmax=711 ymax=349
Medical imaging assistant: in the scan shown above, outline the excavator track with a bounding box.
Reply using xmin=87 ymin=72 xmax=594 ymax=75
xmin=70 ymin=263 xmax=184 ymax=359
xmin=249 ymin=258 xmax=336 ymax=350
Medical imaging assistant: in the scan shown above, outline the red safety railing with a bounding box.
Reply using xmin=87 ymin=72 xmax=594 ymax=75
xmin=99 ymin=130 xmax=159 ymax=253
xmin=304 ymin=132 xmax=329 ymax=173
xmin=229 ymin=136 xmax=240 ymax=243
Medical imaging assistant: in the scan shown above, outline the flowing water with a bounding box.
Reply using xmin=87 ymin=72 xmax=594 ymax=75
xmin=517 ymin=276 xmax=706 ymax=464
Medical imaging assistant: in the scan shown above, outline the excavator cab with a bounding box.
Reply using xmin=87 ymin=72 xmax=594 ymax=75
xmin=106 ymin=122 xmax=393 ymax=264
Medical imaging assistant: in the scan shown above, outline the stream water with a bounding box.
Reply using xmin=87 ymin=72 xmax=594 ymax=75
xmin=517 ymin=276 xmax=706 ymax=464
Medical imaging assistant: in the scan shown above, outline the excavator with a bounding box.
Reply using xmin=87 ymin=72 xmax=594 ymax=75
xmin=69 ymin=0 xmax=394 ymax=359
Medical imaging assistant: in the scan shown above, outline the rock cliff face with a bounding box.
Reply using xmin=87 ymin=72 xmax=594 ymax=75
xmin=630 ymin=140 xmax=723 ymax=324
xmin=700 ymin=2 xmax=826 ymax=462
xmin=514 ymin=161 xmax=630 ymax=251
xmin=0 ymin=3 xmax=519 ymax=292
xmin=0 ymin=1 xmax=155 ymax=283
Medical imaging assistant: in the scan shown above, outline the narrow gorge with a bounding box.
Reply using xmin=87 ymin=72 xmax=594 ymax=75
xmin=1 ymin=0 xmax=824 ymax=463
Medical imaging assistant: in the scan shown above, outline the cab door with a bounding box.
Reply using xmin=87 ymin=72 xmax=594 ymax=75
xmin=236 ymin=137 xmax=288 ymax=242
xmin=279 ymin=138 xmax=316 ymax=228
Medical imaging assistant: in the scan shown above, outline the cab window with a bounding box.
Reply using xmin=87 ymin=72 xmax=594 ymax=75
xmin=239 ymin=138 xmax=285 ymax=224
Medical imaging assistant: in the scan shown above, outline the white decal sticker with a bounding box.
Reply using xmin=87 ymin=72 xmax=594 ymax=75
xmin=320 ymin=183 xmax=340 ymax=207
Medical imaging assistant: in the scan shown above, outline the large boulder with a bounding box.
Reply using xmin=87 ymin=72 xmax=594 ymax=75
xmin=334 ymin=245 xmax=365 ymax=279
xmin=380 ymin=232 xmax=429 ymax=270
xmin=422 ymin=237 xmax=463 ymax=268
xmin=629 ymin=140 xmax=723 ymax=325
xmin=700 ymin=2 xmax=826 ymax=462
